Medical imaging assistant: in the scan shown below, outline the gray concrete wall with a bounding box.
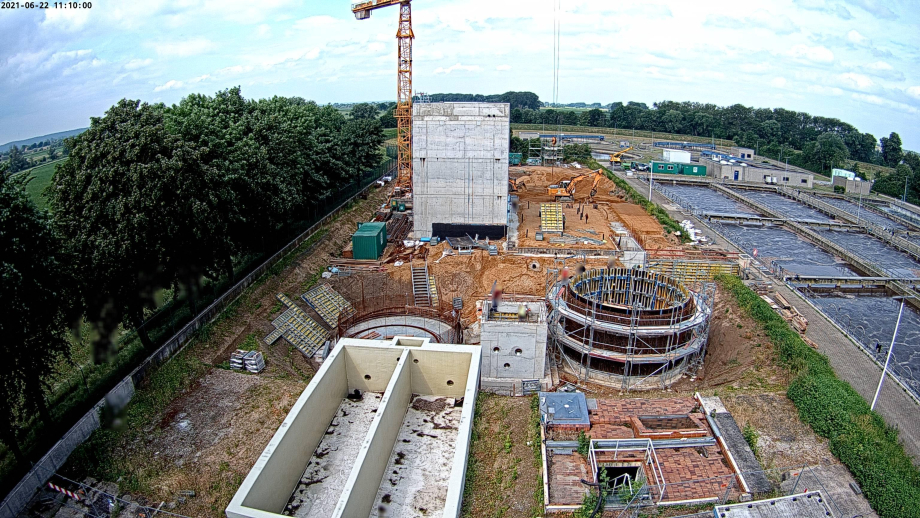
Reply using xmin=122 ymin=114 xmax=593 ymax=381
xmin=233 ymin=348 xmax=348 ymax=516
xmin=336 ymin=350 xmax=412 ymax=517
xmin=481 ymin=321 xmax=547 ymax=380
xmin=832 ymin=175 xmax=872 ymax=194
xmin=412 ymin=102 xmax=510 ymax=237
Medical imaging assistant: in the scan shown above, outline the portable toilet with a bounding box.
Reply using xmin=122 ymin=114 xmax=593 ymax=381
xmin=352 ymin=222 xmax=387 ymax=260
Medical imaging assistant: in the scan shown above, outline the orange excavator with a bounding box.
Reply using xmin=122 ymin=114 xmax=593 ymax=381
xmin=547 ymin=169 xmax=605 ymax=202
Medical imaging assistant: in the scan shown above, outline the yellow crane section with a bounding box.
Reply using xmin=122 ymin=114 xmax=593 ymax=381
xmin=547 ymin=170 xmax=605 ymax=201
xmin=352 ymin=0 xmax=414 ymax=191
xmin=609 ymin=146 xmax=633 ymax=164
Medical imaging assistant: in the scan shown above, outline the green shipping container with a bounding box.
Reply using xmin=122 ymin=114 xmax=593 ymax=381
xmin=352 ymin=222 xmax=387 ymax=260
xmin=680 ymin=164 xmax=707 ymax=176
xmin=509 ymin=153 xmax=523 ymax=165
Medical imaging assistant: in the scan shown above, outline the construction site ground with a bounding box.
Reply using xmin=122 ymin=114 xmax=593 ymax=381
xmin=38 ymin=185 xmax=394 ymax=518
xmin=510 ymin=165 xmax=673 ymax=250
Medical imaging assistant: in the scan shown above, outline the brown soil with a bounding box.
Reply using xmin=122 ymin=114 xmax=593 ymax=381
xmin=461 ymin=394 xmax=542 ymax=518
xmin=515 ymin=195 xmax=622 ymax=250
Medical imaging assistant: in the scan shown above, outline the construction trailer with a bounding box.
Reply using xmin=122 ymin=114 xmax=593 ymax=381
xmin=650 ymin=161 xmax=707 ymax=177
xmin=412 ymin=102 xmax=510 ymax=240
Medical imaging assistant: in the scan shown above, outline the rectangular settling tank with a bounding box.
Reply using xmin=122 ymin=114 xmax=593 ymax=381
xmin=226 ymin=337 xmax=481 ymax=518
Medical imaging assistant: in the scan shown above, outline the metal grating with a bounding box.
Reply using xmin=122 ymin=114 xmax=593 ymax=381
xmin=264 ymin=293 xmax=330 ymax=358
xmin=301 ymin=284 xmax=356 ymax=327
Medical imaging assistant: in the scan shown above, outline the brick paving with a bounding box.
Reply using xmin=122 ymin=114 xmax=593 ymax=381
xmin=616 ymin=171 xmax=920 ymax=464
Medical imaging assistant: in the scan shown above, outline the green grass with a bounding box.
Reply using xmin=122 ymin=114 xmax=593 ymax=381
xmin=718 ymin=275 xmax=920 ymax=518
xmin=11 ymin=159 xmax=63 ymax=210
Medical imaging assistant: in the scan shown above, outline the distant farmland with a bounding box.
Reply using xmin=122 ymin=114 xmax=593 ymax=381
xmin=14 ymin=159 xmax=62 ymax=210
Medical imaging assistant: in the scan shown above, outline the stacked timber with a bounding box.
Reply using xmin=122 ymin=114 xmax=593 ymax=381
xmin=329 ymin=258 xmax=386 ymax=272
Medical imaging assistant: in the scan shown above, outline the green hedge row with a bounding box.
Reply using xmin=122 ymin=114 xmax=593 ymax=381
xmin=591 ymin=162 xmax=688 ymax=242
xmin=718 ymin=275 xmax=920 ymax=518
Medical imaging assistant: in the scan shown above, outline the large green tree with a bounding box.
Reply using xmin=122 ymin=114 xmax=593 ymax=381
xmin=881 ymin=132 xmax=903 ymax=168
xmin=350 ymin=103 xmax=379 ymax=120
xmin=0 ymin=173 xmax=79 ymax=460
xmin=51 ymin=99 xmax=230 ymax=359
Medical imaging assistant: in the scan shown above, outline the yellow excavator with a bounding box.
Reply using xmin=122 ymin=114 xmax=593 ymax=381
xmin=609 ymin=146 xmax=633 ymax=165
xmin=547 ymin=169 xmax=605 ymax=201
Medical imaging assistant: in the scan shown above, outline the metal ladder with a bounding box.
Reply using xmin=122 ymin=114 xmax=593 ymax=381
xmin=412 ymin=263 xmax=432 ymax=307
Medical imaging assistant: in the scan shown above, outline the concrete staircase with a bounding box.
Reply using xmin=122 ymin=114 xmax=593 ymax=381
xmin=412 ymin=263 xmax=432 ymax=307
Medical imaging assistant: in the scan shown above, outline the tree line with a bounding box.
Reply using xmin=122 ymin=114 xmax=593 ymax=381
xmin=0 ymin=87 xmax=384 ymax=463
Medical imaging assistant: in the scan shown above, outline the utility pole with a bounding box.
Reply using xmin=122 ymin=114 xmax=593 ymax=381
xmin=871 ymin=297 xmax=908 ymax=411
xmin=904 ymin=174 xmax=910 ymax=202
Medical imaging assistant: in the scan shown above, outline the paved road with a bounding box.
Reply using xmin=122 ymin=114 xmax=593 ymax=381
xmin=617 ymin=171 xmax=920 ymax=464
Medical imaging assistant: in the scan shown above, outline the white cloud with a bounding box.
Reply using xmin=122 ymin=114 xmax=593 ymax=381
xmin=907 ymin=86 xmax=920 ymax=100
xmin=152 ymin=38 xmax=215 ymax=58
xmin=865 ymin=61 xmax=893 ymax=71
xmin=189 ymin=74 xmax=211 ymax=83
xmin=806 ymin=84 xmax=844 ymax=96
xmin=256 ymin=24 xmax=271 ymax=37
xmin=124 ymin=58 xmax=152 ymax=70
xmin=847 ymin=30 xmax=868 ymax=44
xmin=740 ymin=62 xmax=772 ymax=73
xmin=838 ymin=72 xmax=874 ymax=90
xmin=770 ymin=77 xmax=787 ymax=88
xmin=789 ymin=44 xmax=834 ymax=63
xmin=852 ymin=93 xmax=918 ymax=114
xmin=496 ymin=64 xmax=511 ymax=71
xmin=433 ymin=63 xmax=481 ymax=74
xmin=842 ymin=0 xmax=897 ymax=19
xmin=153 ymin=79 xmax=184 ymax=92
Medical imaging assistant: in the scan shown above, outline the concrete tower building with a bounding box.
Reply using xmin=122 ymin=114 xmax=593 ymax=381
xmin=412 ymin=102 xmax=510 ymax=239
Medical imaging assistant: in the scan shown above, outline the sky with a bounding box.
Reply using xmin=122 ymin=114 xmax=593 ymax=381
xmin=1 ymin=0 xmax=919 ymax=149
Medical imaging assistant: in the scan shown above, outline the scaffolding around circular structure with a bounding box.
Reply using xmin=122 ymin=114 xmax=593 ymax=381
xmin=547 ymin=267 xmax=714 ymax=391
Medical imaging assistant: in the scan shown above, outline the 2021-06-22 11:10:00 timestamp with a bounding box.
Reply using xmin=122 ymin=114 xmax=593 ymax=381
xmin=1 ymin=2 xmax=92 ymax=8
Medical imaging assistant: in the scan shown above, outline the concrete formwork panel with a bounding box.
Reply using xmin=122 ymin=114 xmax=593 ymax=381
xmin=413 ymin=103 xmax=510 ymax=237
xmin=227 ymin=337 xmax=481 ymax=518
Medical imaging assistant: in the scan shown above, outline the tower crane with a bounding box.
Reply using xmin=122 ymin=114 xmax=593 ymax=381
xmin=352 ymin=0 xmax=415 ymax=191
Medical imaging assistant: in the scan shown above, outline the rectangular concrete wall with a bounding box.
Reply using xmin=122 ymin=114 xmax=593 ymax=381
xmin=413 ymin=102 xmax=510 ymax=237
xmin=407 ymin=348 xmax=472 ymax=398
xmin=481 ymin=321 xmax=547 ymax=380
xmin=335 ymin=350 xmax=412 ymax=517
xmin=231 ymin=350 xmax=349 ymax=516
xmin=227 ymin=339 xmax=481 ymax=518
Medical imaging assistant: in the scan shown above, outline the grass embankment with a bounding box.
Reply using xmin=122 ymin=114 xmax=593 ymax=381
xmin=719 ymin=275 xmax=920 ymax=518
xmin=461 ymin=394 xmax=543 ymax=518
xmin=586 ymin=158 xmax=689 ymax=243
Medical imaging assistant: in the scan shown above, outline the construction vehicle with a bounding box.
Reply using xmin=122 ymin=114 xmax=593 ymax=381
xmin=609 ymin=146 xmax=633 ymax=166
xmin=509 ymin=175 xmax=531 ymax=193
xmin=352 ymin=0 xmax=414 ymax=191
xmin=547 ymin=169 xmax=605 ymax=202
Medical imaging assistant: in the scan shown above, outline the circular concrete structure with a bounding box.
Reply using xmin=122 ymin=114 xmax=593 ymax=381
xmin=337 ymin=298 xmax=462 ymax=344
xmin=548 ymin=268 xmax=712 ymax=390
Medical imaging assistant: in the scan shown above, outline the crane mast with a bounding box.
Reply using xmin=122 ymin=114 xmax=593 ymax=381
xmin=352 ymin=0 xmax=414 ymax=192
